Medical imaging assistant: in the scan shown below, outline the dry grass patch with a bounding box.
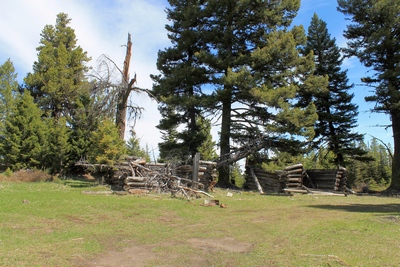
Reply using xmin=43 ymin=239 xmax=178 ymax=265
xmin=0 ymin=169 xmax=52 ymax=182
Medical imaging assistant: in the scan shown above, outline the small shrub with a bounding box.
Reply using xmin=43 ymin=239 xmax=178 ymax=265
xmin=4 ymin=167 xmax=13 ymax=177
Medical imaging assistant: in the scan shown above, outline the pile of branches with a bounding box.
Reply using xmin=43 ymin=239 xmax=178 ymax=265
xmin=76 ymin=157 xmax=212 ymax=200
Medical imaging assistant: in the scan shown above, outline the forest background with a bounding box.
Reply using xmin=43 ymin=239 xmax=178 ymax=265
xmin=0 ymin=0 xmax=396 ymax=190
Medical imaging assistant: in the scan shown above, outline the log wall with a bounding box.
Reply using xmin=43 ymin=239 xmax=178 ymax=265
xmin=244 ymin=167 xmax=284 ymax=193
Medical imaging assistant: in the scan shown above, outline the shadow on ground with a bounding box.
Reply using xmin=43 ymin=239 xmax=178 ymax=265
xmin=307 ymin=203 xmax=400 ymax=214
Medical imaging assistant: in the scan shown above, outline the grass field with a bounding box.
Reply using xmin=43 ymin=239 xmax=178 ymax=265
xmin=1 ymin=181 xmax=400 ymax=266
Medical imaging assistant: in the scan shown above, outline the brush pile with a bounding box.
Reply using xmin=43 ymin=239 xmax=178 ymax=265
xmin=76 ymin=157 xmax=213 ymax=199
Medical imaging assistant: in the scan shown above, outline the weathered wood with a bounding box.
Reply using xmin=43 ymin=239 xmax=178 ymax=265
xmin=284 ymin=164 xmax=303 ymax=171
xmin=192 ymin=152 xmax=200 ymax=183
xmin=250 ymin=168 xmax=264 ymax=194
xmin=116 ymin=33 xmax=135 ymax=140
xmin=125 ymin=176 xmax=145 ymax=182
xmin=125 ymin=181 xmax=146 ymax=187
xmin=199 ymin=160 xmax=217 ymax=165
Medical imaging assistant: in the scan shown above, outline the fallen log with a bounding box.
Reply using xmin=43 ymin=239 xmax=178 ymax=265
xmin=250 ymin=168 xmax=264 ymax=194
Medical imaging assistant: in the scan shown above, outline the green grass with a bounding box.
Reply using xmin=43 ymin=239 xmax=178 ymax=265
xmin=1 ymin=181 xmax=400 ymax=266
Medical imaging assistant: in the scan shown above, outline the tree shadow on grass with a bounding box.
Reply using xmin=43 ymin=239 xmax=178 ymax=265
xmin=307 ymin=203 xmax=400 ymax=215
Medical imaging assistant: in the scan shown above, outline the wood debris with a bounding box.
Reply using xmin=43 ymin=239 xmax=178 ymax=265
xmin=76 ymin=157 xmax=214 ymax=200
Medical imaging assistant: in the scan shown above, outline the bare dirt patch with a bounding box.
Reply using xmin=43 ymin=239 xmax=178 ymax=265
xmin=187 ymin=237 xmax=252 ymax=253
xmin=75 ymin=237 xmax=252 ymax=267
xmin=75 ymin=244 xmax=156 ymax=267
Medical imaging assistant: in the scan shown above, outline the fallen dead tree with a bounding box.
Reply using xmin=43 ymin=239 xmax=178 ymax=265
xmin=75 ymin=157 xmax=213 ymax=200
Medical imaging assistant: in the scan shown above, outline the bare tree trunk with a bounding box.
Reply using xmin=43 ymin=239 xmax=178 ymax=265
xmin=116 ymin=33 xmax=135 ymax=140
xmin=389 ymin=110 xmax=400 ymax=191
xmin=217 ymin=91 xmax=232 ymax=187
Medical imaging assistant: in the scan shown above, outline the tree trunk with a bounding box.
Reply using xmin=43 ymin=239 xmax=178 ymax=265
xmin=217 ymin=91 xmax=232 ymax=187
xmin=217 ymin=3 xmax=234 ymax=188
xmin=116 ymin=33 xmax=133 ymax=140
xmin=388 ymin=110 xmax=400 ymax=191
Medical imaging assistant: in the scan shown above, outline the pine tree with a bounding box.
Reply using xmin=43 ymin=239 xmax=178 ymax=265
xmin=337 ymin=0 xmax=400 ymax=190
xmin=0 ymin=91 xmax=47 ymax=170
xmin=303 ymin=13 xmax=367 ymax=166
xmin=0 ymin=59 xmax=19 ymax=122
xmin=88 ymin=118 xmax=126 ymax=165
xmin=157 ymin=107 xmax=185 ymax=162
xmin=24 ymin=13 xmax=91 ymax=121
xmin=151 ymin=0 xmax=210 ymax=160
xmin=367 ymin=138 xmax=391 ymax=186
xmin=125 ymin=130 xmax=151 ymax=162
xmin=197 ymin=116 xmax=218 ymax=161
xmin=198 ymin=0 xmax=324 ymax=186
xmin=44 ymin=117 xmax=71 ymax=174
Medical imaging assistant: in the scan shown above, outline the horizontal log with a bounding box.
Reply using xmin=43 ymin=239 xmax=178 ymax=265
xmin=284 ymin=164 xmax=303 ymax=171
xmin=199 ymin=160 xmax=217 ymax=165
xmin=126 ymin=181 xmax=146 ymax=187
xmin=283 ymin=188 xmax=308 ymax=194
xmin=286 ymin=182 xmax=302 ymax=186
xmin=285 ymin=169 xmax=303 ymax=174
xmin=125 ymin=176 xmax=145 ymax=182
xmin=287 ymin=173 xmax=303 ymax=178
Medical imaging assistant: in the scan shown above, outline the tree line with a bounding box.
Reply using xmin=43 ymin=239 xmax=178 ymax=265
xmin=152 ymin=0 xmax=398 ymax=189
xmin=0 ymin=1 xmax=398 ymax=191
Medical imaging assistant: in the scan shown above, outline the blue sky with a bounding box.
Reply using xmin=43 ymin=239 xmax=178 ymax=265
xmin=0 ymin=0 xmax=393 ymax=158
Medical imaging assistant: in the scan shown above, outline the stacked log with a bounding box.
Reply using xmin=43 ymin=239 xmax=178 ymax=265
xmin=174 ymin=161 xmax=218 ymax=191
xmin=283 ymin=164 xmax=305 ymax=189
xmin=244 ymin=167 xmax=282 ymax=193
xmin=199 ymin=161 xmax=218 ymax=189
xmin=303 ymin=167 xmax=347 ymax=191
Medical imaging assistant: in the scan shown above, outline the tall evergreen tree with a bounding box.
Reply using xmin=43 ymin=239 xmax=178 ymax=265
xmin=198 ymin=0 xmax=325 ymax=186
xmin=0 ymin=59 xmax=19 ymax=123
xmin=0 ymin=91 xmax=47 ymax=170
xmin=302 ymin=13 xmax=366 ymax=166
xmin=151 ymin=0 xmax=209 ymax=160
xmin=24 ymin=12 xmax=91 ymax=121
xmin=337 ymin=0 xmax=400 ymax=190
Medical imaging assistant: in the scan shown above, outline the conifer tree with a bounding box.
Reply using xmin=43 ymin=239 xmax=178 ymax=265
xmin=196 ymin=116 xmax=218 ymax=161
xmin=302 ymin=13 xmax=367 ymax=166
xmin=24 ymin=13 xmax=91 ymax=121
xmin=126 ymin=130 xmax=151 ymax=162
xmin=151 ymin=0 xmax=209 ymax=160
xmin=0 ymin=91 xmax=47 ymax=170
xmin=88 ymin=119 xmax=126 ymax=165
xmin=337 ymin=0 xmax=400 ymax=190
xmin=0 ymin=59 xmax=19 ymax=122
xmin=367 ymin=138 xmax=391 ymax=186
xmin=198 ymin=0 xmax=324 ymax=186
xmin=44 ymin=117 xmax=71 ymax=174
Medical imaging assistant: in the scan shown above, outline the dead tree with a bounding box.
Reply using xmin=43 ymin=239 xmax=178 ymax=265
xmin=116 ymin=33 xmax=135 ymax=139
xmin=88 ymin=33 xmax=156 ymax=139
